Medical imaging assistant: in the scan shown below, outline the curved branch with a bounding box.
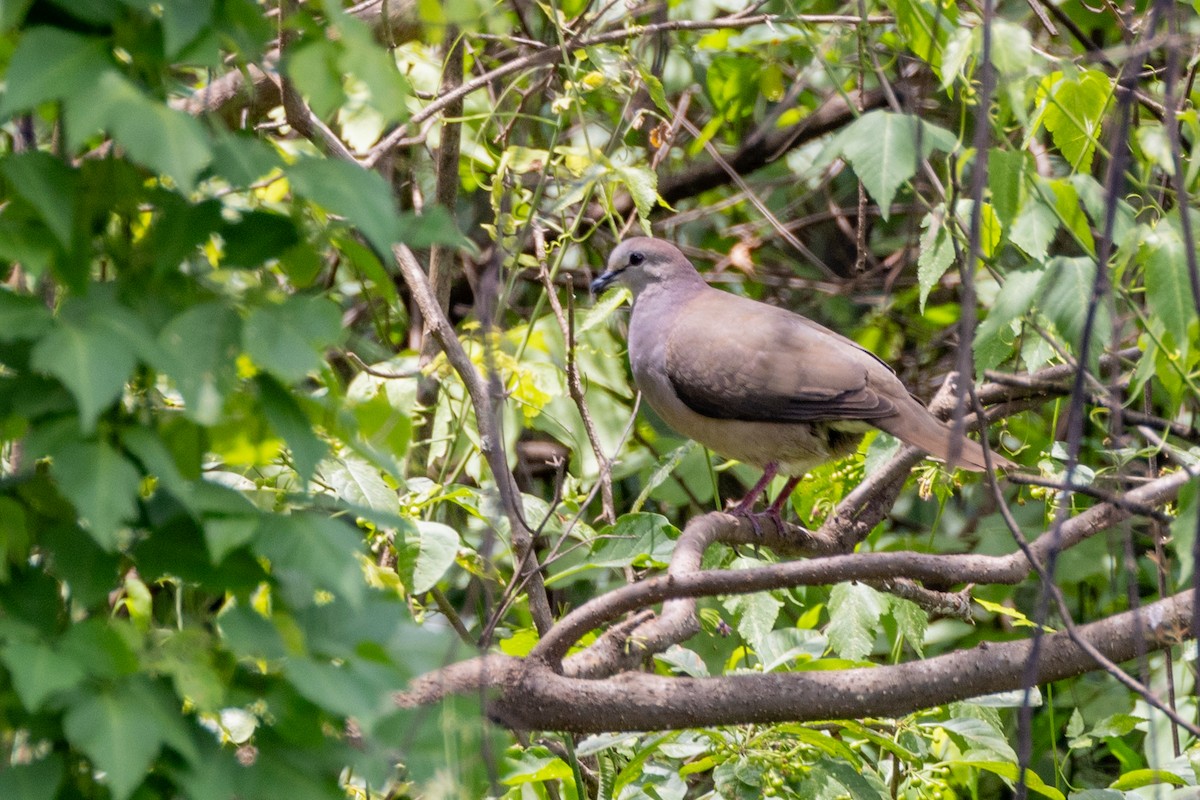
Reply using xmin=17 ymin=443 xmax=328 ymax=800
xmin=489 ymin=590 xmax=1192 ymax=732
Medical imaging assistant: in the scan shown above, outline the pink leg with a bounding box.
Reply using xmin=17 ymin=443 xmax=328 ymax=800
xmin=728 ymin=463 xmax=778 ymax=515
xmin=761 ymin=475 xmax=802 ymax=529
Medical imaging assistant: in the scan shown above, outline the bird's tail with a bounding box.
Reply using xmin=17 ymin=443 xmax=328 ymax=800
xmin=875 ymin=395 xmax=1016 ymax=472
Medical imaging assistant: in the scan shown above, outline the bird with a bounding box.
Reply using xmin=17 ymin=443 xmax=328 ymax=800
xmin=590 ymin=238 xmax=1015 ymax=525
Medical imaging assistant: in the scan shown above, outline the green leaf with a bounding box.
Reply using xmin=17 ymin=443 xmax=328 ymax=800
xmin=31 ymin=319 xmax=137 ymax=433
xmin=1141 ymin=223 xmax=1196 ymax=359
xmin=1009 ymin=187 xmax=1059 ymax=261
xmin=614 ymin=164 xmax=663 ymax=225
xmin=0 ymin=754 xmax=64 ymax=800
xmin=257 ymin=375 xmax=327 ymax=482
xmin=816 ymin=757 xmax=889 ymax=800
xmin=1 ymin=152 xmax=79 ymax=248
xmin=0 ymin=289 xmax=53 ymax=341
xmin=321 ymin=454 xmax=395 ymax=512
xmin=989 ymin=19 xmax=1033 ymax=77
xmin=1032 ymin=69 xmax=1112 ymax=173
xmin=49 ymin=440 xmax=141 ymax=550
xmin=886 ymin=0 xmax=957 ymax=73
xmin=396 ymin=520 xmax=460 ymax=594
xmin=244 ymin=294 xmax=344 ymax=383
xmin=918 ymin=207 xmax=955 ymax=312
xmin=209 ymin=129 xmax=284 ymax=187
xmin=588 ymin=513 xmax=678 ymax=569
xmin=287 ymin=158 xmax=398 ymax=255
xmin=887 ymin=596 xmax=927 ymax=657
xmin=1108 ymin=769 xmax=1187 ymax=791
xmin=987 ymin=148 xmax=1026 ymax=228
xmin=286 ymin=657 xmax=400 ymax=732
xmin=0 ymin=639 xmax=88 ymax=710
xmin=723 ymin=558 xmax=783 ymax=650
xmin=931 ymin=717 xmax=1017 ymax=762
xmin=254 ymin=514 xmax=365 ymax=607
xmin=329 ymin=5 xmax=410 ymax=122
xmin=63 ymin=677 xmax=198 ymax=800
xmin=974 ymin=266 xmax=1044 ymax=374
xmin=161 ymin=0 xmax=214 ymax=58
xmin=953 ymin=761 xmax=1065 ymax=799
xmin=158 ymin=303 xmax=242 ymax=426
xmin=1036 ymin=256 xmax=1107 ymax=359
xmin=286 ymin=38 xmax=344 ymax=119
xmin=827 ymin=581 xmax=884 ymax=661
xmin=65 ymin=72 xmax=212 ymax=190
xmin=220 ymin=211 xmax=300 ymax=268
xmin=0 ymin=27 xmax=112 ymax=115
xmin=840 ymin=112 xmax=956 ymax=218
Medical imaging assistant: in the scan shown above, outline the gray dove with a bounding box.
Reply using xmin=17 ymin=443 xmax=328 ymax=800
xmin=591 ymin=238 xmax=1014 ymax=522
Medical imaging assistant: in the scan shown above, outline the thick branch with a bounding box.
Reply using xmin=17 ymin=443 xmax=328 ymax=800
xmin=489 ymin=591 xmax=1192 ymax=732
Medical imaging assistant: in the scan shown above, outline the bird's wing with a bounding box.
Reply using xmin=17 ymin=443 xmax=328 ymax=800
xmin=663 ymin=290 xmax=900 ymax=423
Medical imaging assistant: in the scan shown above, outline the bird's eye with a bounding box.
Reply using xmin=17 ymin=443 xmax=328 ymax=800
xmin=629 ymin=252 xmax=645 ymax=266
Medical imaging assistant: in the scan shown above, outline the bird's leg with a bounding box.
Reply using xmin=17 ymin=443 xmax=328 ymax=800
xmin=760 ymin=475 xmax=802 ymax=531
xmin=727 ymin=463 xmax=779 ymax=516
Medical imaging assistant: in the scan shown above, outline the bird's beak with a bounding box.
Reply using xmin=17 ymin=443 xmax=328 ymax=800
xmin=590 ymin=270 xmax=619 ymax=294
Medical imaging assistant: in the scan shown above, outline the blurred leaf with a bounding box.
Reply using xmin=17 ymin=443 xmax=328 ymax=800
xmin=64 ymin=677 xmax=198 ymax=800
xmin=0 ymin=27 xmax=112 ymax=114
xmin=31 ymin=318 xmax=137 ymax=433
xmin=0 ymin=638 xmax=88 ymax=710
xmin=254 ymin=514 xmax=365 ymax=607
xmin=158 ymin=303 xmax=242 ymax=426
xmin=1036 ymin=256 xmax=1106 ymax=357
xmin=0 ymin=290 xmax=53 ymax=341
xmin=244 ymin=294 xmax=344 ymax=383
xmin=0 ymin=754 xmax=64 ymax=800
xmin=287 ymin=158 xmax=398 ymax=255
xmin=49 ymin=440 xmax=141 ymax=550
xmin=953 ymin=761 xmax=1064 ymax=798
xmin=220 ymin=211 xmax=301 ymax=268
xmin=1 ymin=151 xmax=78 ymax=248
xmin=286 ymin=38 xmax=344 ymax=119
xmin=161 ymin=0 xmax=214 ymax=58
xmin=257 ymin=375 xmax=327 ymax=483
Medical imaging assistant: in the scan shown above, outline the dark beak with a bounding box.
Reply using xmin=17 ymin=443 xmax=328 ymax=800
xmin=589 ymin=272 xmax=615 ymax=294
xmin=590 ymin=270 xmax=619 ymax=294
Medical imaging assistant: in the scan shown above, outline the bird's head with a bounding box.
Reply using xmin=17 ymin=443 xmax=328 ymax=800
xmin=590 ymin=238 xmax=704 ymax=297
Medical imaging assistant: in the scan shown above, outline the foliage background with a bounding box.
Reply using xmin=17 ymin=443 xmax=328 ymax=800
xmin=0 ymin=0 xmax=1198 ymax=798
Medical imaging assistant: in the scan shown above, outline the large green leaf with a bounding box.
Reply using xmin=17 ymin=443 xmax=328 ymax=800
xmin=244 ymin=294 xmax=344 ymax=383
xmin=1 ymin=152 xmax=78 ymax=248
xmin=158 ymin=303 xmax=242 ymax=426
xmin=64 ymin=677 xmax=198 ymax=800
xmin=31 ymin=319 xmax=137 ymax=432
xmin=254 ymin=514 xmax=365 ymax=607
xmin=1032 ymin=69 xmax=1112 ymax=173
xmin=257 ymin=375 xmax=327 ymax=483
xmin=0 ymin=27 xmax=112 ymax=115
xmin=839 ymin=112 xmax=956 ymax=218
xmin=1140 ymin=223 xmax=1196 ymax=359
xmin=0 ymin=638 xmax=88 ymax=710
xmin=0 ymin=754 xmax=64 ymax=800
xmin=396 ymin=520 xmax=460 ymax=594
xmin=975 ymin=266 xmax=1045 ymax=374
xmin=1036 ymin=256 xmax=1109 ymax=359
xmin=286 ymin=158 xmax=398 ymax=255
xmin=49 ymin=440 xmax=141 ymax=550
xmin=321 ymin=454 xmax=395 ymax=513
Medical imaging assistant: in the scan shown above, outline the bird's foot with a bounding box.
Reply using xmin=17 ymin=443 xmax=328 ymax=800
xmin=726 ymin=504 xmax=786 ymax=537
